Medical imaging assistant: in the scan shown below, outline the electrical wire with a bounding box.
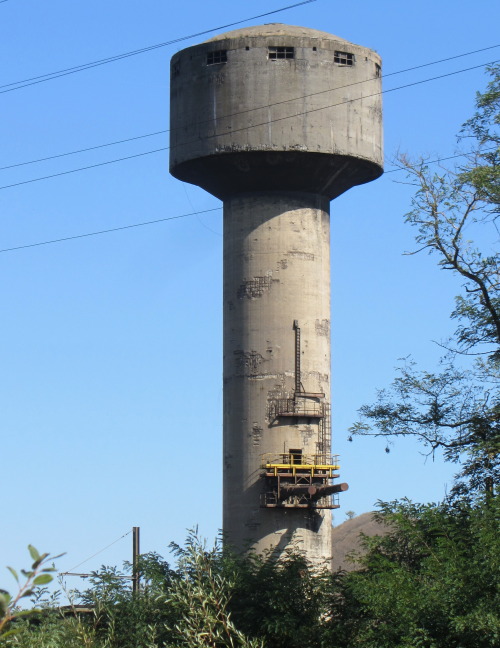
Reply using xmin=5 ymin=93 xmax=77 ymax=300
xmin=0 ymin=146 xmax=169 ymax=190
xmin=384 ymin=147 xmax=498 ymax=174
xmin=2 ymin=137 xmax=494 ymax=255
xmin=174 ymin=60 xmax=500 ymax=150
xmin=1 ymin=44 xmax=499 ymax=172
xmin=60 ymin=572 xmax=133 ymax=579
xmin=1 ymin=58 xmax=498 ymax=192
xmin=65 ymin=530 xmax=132 ymax=573
xmin=1 ymin=143 xmax=494 ymax=255
xmin=0 ymin=129 xmax=169 ymax=171
xmin=0 ymin=208 xmax=221 ymax=253
xmin=0 ymin=1 xmax=317 ymax=94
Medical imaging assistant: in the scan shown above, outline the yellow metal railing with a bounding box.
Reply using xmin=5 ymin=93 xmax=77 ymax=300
xmin=261 ymin=453 xmax=340 ymax=476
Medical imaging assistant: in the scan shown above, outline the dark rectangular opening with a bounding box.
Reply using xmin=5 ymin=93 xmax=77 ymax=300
xmin=334 ymin=51 xmax=354 ymax=66
xmin=289 ymin=449 xmax=303 ymax=465
xmin=207 ymin=50 xmax=227 ymax=65
xmin=268 ymin=46 xmax=294 ymax=60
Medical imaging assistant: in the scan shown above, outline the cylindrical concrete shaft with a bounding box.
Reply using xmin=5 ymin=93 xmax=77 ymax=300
xmin=223 ymin=191 xmax=332 ymax=563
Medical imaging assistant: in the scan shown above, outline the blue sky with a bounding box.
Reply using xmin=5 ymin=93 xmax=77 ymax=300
xmin=1 ymin=0 xmax=499 ymax=587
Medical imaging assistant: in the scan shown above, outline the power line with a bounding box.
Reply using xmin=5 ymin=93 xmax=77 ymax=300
xmin=1 ymin=145 xmax=494 ymax=255
xmin=65 ymin=530 xmax=132 ymax=573
xmin=0 ymin=146 xmax=169 ymax=190
xmin=0 ymin=208 xmax=221 ymax=253
xmin=1 ymin=136 xmax=492 ymax=256
xmin=181 ymin=59 xmax=500 ymax=150
xmin=0 ymin=129 xmax=169 ymax=171
xmin=0 ymin=1 xmax=316 ymax=94
xmin=60 ymin=572 xmax=134 ymax=580
xmin=1 ymin=58 xmax=498 ymax=192
xmin=2 ymin=44 xmax=499 ymax=172
xmin=384 ymin=147 xmax=498 ymax=174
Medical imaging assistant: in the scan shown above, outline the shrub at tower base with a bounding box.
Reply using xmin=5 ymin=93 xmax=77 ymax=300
xmin=3 ymin=62 xmax=499 ymax=648
xmin=2 ymin=500 xmax=499 ymax=648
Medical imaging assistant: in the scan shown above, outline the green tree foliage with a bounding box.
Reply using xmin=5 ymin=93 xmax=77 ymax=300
xmin=350 ymin=64 xmax=500 ymax=501
xmin=0 ymin=545 xmax=61 ymax=641
xmin=2 ymin=536 xmax=265 ymax=648
xmin=460 ymin=66 xmax=500 ymax=208
xmin=3 ymin=515 xmax=499 ymax=647
xmin=164 ymin=533 xmax=262 ymax=648
xmin=332 ymin=497 xmax=500 ymax=648
xmin=222 ymin=545 xmax=331 ymax=648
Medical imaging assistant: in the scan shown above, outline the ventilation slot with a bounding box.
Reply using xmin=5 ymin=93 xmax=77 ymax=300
xmin=268 ymin=46 xmax=294 ymax=60
xmin=334 ymin=51 xmax=354 ymax=66
xmin=207 ymin=50 xmax=227 ymax=65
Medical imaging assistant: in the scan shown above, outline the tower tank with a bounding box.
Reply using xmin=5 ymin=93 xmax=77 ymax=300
xmin=170 ymin=23 xmax=383 ymax=566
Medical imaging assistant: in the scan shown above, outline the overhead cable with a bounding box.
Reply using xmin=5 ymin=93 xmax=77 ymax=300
xmin=1 ymin=138 xmax=494 ymax=256
xmin=0 ymin=146 xmax=168 ymax=190
xmin=65 ymin=530 xmax=132 ymax=573
xmin=0 ymin=129 xmax=169 ymax=171
xmin=0 ymin=1 xmax=317 ymax=94
xmin=1 ymin=43 xmax=500 ymax=172
xmin=384 ymin=147 xmax=498 ymax=174
xmin=1 ymin=58 xmax=498 ymax=192
xmin=0 ymin=208 xmax=221 ymax=253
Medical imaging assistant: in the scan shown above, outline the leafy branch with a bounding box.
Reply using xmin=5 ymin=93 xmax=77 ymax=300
xmin=351 ymin=64 xmax=500 ymax=499
xmin=0 ymin=545 xmax=63 ymax=639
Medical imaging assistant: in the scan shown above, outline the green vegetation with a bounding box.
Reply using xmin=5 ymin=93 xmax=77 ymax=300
xmin=0 ymin=546 xmax=61 ymax=641
xmin=351 ymin=64 xmax=500 ymax=503
xmin=2 ymin=499 xmax=498 ymax=647
xmin=339 ymin=498 xmax=500 ymax=647
xmin=2 ymin=63 xmax=499 ymax=648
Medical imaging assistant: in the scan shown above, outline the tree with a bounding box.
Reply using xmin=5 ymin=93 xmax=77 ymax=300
xmin=164 ymin=532 xmax=263 ymax=648
xmin=327 ymin=497 xmax=500 ymax=648
xmin=2 ymin=534 xmax=266 ymax=648
xmin=1 ymin=533 xmax=335 ymax=648
xmin=223 ymin=545 xmax=331 ymax=648
xmin=350 ymin=64 xmax=500 ymax=501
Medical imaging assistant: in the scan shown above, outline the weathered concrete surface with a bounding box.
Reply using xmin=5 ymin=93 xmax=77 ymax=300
xmin=170 ymin=24 xmax=383 ymax=200
xmin=169 ymin=23 xmax=383 ymax=567
xmin=223 ymin=192 xmax=331 ymax=562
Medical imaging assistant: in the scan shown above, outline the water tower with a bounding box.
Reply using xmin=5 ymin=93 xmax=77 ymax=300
xmin=169 ymin=24 xmax=383 ymax=565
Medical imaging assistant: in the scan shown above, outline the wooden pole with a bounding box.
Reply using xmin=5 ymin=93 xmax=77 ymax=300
xmin=132 ymin=526 xmax=140 ymax=594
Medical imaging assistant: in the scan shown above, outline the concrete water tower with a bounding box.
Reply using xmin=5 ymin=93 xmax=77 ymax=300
xmin=169 ymin=24 xmax=383 ymax=566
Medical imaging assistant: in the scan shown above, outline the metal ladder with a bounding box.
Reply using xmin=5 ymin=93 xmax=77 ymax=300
xmin=293 ymin=320 xmax=301 ymax=394
xmin=318 ymin=402 xmax=331 ymax=455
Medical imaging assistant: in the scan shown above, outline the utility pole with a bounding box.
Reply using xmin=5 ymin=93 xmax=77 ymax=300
xmin=132 ymin=526 xmax=140 ymax=594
